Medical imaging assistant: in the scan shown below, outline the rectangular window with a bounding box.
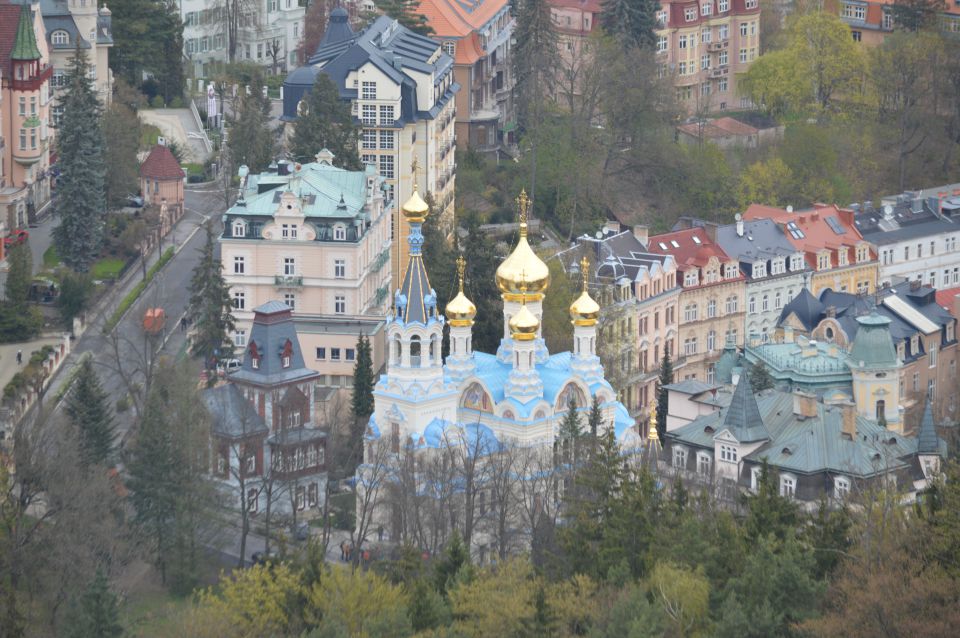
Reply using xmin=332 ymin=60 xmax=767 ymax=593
xmin=379 ymin=105 xmax=394 ymax=124
xmin=283 ymin=293 xmax=296 ymax=309
xmin=679 ymin=35 xmax=688 ymax=50
xmin=335 ymin=259 xmax=346 ymax=278
xmin=362 ymin=129 xmax=377 ymax=149
xmin=361 ymin=105 xmax=377 ymax=125
xmin=697 ymin=454 xmax=711 ymax=476
xmin=316 ymin=347 xmax=326 ymax=360
xmin=656 ymin=36 xmax=668 ymax=53
xmin=780 ymin=475 xmax=796 ymax=498
xmin=284 ymin=257 xmax=296 ymax=275
xmin=834 ymin=476 xmax=850 ymax=499
xmin=745 ymin=0 xmax=757 ymax=7
xmin=361 ymin=81 xmax=377 ymax=100
xmin=701 ymin=54 xmax=710 ymax=70
xmin=335 ymin=296 xmax=346 ymax=314
xmin=346 ymin=348 xmax=356 ymax=361
xmin=232 ymin=291 xmax=245 ymax=310
xmin=296 ymin=487 xmax=305 ymax=511
xmin=308 ymin=483 xmax=318 ymax=507
xmin=233 ymin=256 xmax=245 ymax=274
xmin=719 ymin=0 xmax=729 ymax=11
xmin=672 ymin=447 xmax=687 ymax=468
xmin=233 ymin=330 xmax=247 ymax=347
xmin=20 ymin=129 xmax=27 ymax=150
xmin=379 ymin=130 xmax=394 ymax=149
xmin=719 ymin=24 xmax=729 ymax=40
xmin=701 ymin=2 xmax=712 ymax=15
xmin=851 ymin=30 xmax=862 ymax=42
xmin=701 ymin=29 xmax=712 ymax=43
xmin=685 ymin=7 xmax=697 ymax=21
xmin=331 ymin=348 xmax=341 ymax=361
xmin=740 ymin=23 xmax=748 ymax=37
xmin=380 ymin=154 xmax=395 ymax=179
xmin=739 ymin=48 xmax=748 ymax=63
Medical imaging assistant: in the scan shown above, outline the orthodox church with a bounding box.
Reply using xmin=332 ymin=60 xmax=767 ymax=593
xmin=364 ymin=186 xmax=637 ymax=456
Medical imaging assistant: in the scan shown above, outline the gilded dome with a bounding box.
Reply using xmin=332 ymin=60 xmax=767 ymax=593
xmin=570 ymin=256 xmax=600 ymax=326
xmin=496 ymin=189 xmax=550 ymax=298
xmin=445 ymin=256 xmax=476 ymax=327
xmin=401 ymin=187 xmax=430 ymax=223
xmin=509 ymin=304 xmax=539 ymax=341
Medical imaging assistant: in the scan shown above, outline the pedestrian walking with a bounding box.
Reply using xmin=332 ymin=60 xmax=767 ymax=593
xmin=16 ymin=350 xmax=22 ymax=365
xmin=378 ymin=525 xmax=384 ymax=542
xmin=339 ymin=540 xmax=346 ymax=561
xmin=180 ymin=316 xmax=187 ymax=332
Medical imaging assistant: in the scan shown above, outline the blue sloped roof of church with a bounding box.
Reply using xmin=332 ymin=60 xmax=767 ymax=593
xmin=396 ymin=254 xmax=434 ymax=325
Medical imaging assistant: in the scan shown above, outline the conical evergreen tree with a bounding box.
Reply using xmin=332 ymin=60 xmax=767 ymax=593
xmin=53 ymin=45 xmax=106 ymax=272
xmin=230 ymin=75 xmax=275 ymax=173
xmin=187 ymin=224 xmax=236 ymax=367
xmin=433 ymin=530 xmax=470 ymax=596
xmin=656 ymin=349 xmax=673 ymax=440
xmin=587 ymin=393 xmax=604 ymax=439
xmin=512 ymin=0 xmax=557 ymax=133
xmin=4 ymin=237 xmax=31 ymax=308
xmin=291 ymin=74 xmax=360 ymax=168
xmin=349 ymin=333 xmax=375 ymax=468
xmin=748 ymin=361 xmax=775 ymax=392
xmin=64 ymin=569 xmax=123 ymax=638
xmin=601 ymin=0 xmax=660 ymax=51
xmin=65 ymin=358 xmax=116 ymax=466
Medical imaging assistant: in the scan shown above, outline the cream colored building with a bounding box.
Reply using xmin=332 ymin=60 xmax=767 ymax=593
xmin=220 ymin=155 xmax=393 ymax=350
xmin=648 ymin=227 xmax=746 ymax=382
xmin=282 ymin=14 xmax=458 ymax=290
xmin=39 ymin=0 xmax=113 ymax=112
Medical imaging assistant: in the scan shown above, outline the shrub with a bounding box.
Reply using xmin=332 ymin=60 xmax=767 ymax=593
xmin=115 ymin=395 xmax=130 ymax=413
xmin=150 ymin=95 xmax=165 ymax=108
xmin=169 ymin=96 xmax=184 ymax=108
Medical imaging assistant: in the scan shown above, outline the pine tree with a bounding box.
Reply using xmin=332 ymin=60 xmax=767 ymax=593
xmin=65 ymin=358 xmax=116 ymax=466
xmin=349 ymin=333 xmax=375 ymax=467
xmin=461 ymin=212 xmax=503 ymax=354
xmin=230 ymin=75 xmax=276 ymax=173
xmin=433 ymin=530 xmax=470 ymax=596
xmin=601 ymin=0 xmax=660 ymax=51
xmin=53 ymin=46 xmax=106 ymax=272
xmin=187 ymin=223 xmax=236 ymax=367
xmin=3 ymin=237 xmax=31 ymax=308
xmin=374 ymin=0 xmax=434 ymax=35
xmin=291 ymin=73 xmax=361 ymax=168
xmin=743 ymin=461 xmax=799 ymax=543
xmin=110 ymin=0 xmax=183 ymax=101
xmin=748 ymin=361 xmax=775 ymax=392
xmin=587 ymin=393 xmax=604 ymax=438
xmin=64 ymin=569 xmax=123 ymax=638
xmin=656 ymin=349 xmax=673 ymax=440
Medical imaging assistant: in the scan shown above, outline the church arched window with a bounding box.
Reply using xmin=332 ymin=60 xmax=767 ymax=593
xmin=410 ymin=336 xmax=421 ymax=367
xmin=556 ymin=383 xmax=586 ymax=410
xmin=462 ymin=383 xmax=493 ymax=412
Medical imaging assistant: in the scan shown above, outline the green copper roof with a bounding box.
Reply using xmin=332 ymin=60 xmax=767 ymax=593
xmin=12 ymin=4 xmax=42 ymax=61
xmin=848 ymin=312 xmax=897 ymax=369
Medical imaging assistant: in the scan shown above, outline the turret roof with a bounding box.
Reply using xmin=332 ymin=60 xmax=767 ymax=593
xmin=12 ymin=3 xmax=41 ymax=61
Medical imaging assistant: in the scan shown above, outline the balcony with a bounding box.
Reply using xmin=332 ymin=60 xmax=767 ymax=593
xmin=274 ymin=275 xmax=303 ymax=288
xmin=709 ymin=67 xmax=729 ymax=79
xmin=708 ymin=41 xmax=728 ymax=52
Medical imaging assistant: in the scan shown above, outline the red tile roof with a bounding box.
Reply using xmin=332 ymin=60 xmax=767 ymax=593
xmin=935 ymin=286 xmax=960 ymax=312
xmin=547 ymin=0 xmax=603 ymax=11
xmin=417 ymin=0 xmax=508 ymax=38
xmin=743 ymin=203 xmax=872 ymax=269
xmin=647 ymin=227 xmax=734 ymax=271
xmin=139 ymin=145 xmax=185 ymax=180
xmin=454 ymin=32 xmax=485 ymax=65
xmin=0 ymin=4 xmax=27 ymax=71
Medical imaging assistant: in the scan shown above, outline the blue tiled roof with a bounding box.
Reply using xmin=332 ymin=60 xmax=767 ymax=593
xmin=230 ymin=302 xmax=320 ymax=386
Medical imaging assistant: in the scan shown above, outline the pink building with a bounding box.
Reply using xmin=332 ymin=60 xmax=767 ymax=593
xmin=1 ymin=2 xmax=54 ymax=263
xmin=655 ymin=0 xmax=760 ymax=113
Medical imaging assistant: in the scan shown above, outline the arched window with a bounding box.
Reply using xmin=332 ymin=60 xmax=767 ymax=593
xmin=392 ymin=333 xmax=401 ymax=364
xmin=462 ymin=383 xmax=493 ymax=412
xmin=410 ymin=336 xmax=421 ymax=367
xmin=334 ymin=225 xmax=346 ymax=240
xmin=51 ymin=30 xmax=69 ymax=46
xmin=707 ymin=330 xmax=716 ymax=352
xmin=748 ymin=296 xmax=756 ymax=313
xmin=430 ymin=334 xmax=438 ymax=363
xmin=727 ymin=296 xmax=739 ymax=313
xmin=761 ymin=295 xmax=769 ymax=312
xmin=707 ymin=299 xmax=717 ymax=318
xmin=876 ymin=400 xmax=885 ymax=422
xmin=556 ymin=383 xmax=586 ymax=410
xmin=232 ymin=219 xmax=246 ymax=237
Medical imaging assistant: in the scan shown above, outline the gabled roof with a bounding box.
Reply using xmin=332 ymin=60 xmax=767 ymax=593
xmin=935 ymin=286 xmax=960 ymax=311
xmin=715 ymin=218 xmax=801 ymax=267
xmin=778 ymin=288 xmax=824 ymax=331
xmin=646 ymin=227 xmax=734 ymax=271
xmin=203 ymin=384 xmax=268 ymax=439
xmin=743 ymin=204 xmax=870 ymax=267
xmin=417 ymin=0 xmax=508 ymax=38
xmin=453 ymin=31 xmax=485 ymax=65
xmin=139 ymin=145 xmax=185 ymax=179
xmin=722 ymin=372 xmax=769 ymax=443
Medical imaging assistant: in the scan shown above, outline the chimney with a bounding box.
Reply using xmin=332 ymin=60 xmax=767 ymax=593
xmin=735 ymin=213 xmax=744 ymax=237
xmin=633 ymin=224 xmax=648 ymax=245
xmin=786 ymin=205 xmax=794 ymax=213
xmin=793 ymin=390 xmax=818 ymax=419
xmin=883 ymin=204 xmax=894 ymax=220
xmin=839 ymin=401 xmax=857 ymax=439
xmin=825 ymin=306 xmax=836 ymax=318
xmin=784 ymin=325 xmax=795 ymax=343
xmin=604 ymin=220 xmax=620 ymax=235
xmin=802 ymin=340 xmax=818 ymax=358
xmin=910 ymin=279 xmax=922 ymax=291
xmin=702 ymin=222 xmax=718 ymax=243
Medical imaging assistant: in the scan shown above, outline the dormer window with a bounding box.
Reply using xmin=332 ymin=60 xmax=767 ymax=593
xmin=752 ymin=261 xmax=766 ymax=278
xmin=791 ymin=254 xmax=805 ymax=271
xmin=817 ymin=252 xmax=831 ymax=270
xmin=684 ymin=271 xmax=698 ymax=286
xmin=251 ymin=356 xmax=260 ymax=369
xmin=281 ymin=223 xmax=298 ymax=239
xmin=334 ymin=225 xmax=346 ymax=241
xmin=282 ymin=355 xmax=291 ymax=368
xmin=837 ymin=248 xmax=848 ymax=267
xmin=280 ymin=339 xmax=294 ymax=369
xmin=52 ymin=30 xmax=69 ymax=46
xmin=232 ymin=220 xmax=246 ymax=237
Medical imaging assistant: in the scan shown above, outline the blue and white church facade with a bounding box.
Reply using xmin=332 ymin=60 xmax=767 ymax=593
xmin=357 ymin=186 xmax=637 ymax=554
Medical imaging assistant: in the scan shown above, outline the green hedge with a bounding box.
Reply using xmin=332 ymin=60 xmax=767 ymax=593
xmin=104 ymin=247 xmax=175 ymax=332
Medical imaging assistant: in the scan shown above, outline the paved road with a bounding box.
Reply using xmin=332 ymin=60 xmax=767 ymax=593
xmin=39 ymin=184 xmax=227 ymax=442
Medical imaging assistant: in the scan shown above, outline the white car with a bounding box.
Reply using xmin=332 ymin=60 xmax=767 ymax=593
xmin=216 ymin=359 xmax=241 ymax=375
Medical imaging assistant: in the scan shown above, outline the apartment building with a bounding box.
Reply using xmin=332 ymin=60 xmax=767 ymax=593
xmin=833 ymin=0 xmax=960 ymax=45
xmin=419 ymin=0 xmax=514 ymax=151
xmin=220 ymin=154 xmax=393 ymax=345
xmin=575 ymin=224 xmax=681 ymax=418
xmin=713 ymin=215 xmax=810 ymax=344
xmin=1 ymin=2 xmax=54 ymax=261
xmin=655 ymin=0 xmax=761 ymax=113
xmin=180 ymin=0 xmax=304 ymax=78
xmin=32 ymin=0 xmax=112 ymax=109
xmin=854 ymin=184 xmax=960 ymax=288
xmin=647 ymin=227 xmax=746 ymax=383
xmin=282 ymin=14 xmax=458 ymax=291
xmin=743 ymin=204 xmax=878 ymax=297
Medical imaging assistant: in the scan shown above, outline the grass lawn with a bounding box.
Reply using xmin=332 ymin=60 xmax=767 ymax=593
xmin=42 ymin=245 xmax=60 ymax=269
xmin=182 ymin=162 xmax=204 ymax=177
xmin=121 ymin=588 xmax=193 ymax=637
xmin=92 ymin=257 xmax=126 ymax=280
xmin=140 ymin=124 xmax=162 ymax=150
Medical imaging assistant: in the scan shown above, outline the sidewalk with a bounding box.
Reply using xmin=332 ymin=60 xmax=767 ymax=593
xmin=0 ymin=336 xmax=64 ymax=396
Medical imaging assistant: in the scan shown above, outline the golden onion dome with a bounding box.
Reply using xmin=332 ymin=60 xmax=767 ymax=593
xmin=496 ymin=189 xmax=550 ymax=298
xmin=445 ymin=256 xmax=476 ymax=327
xmin=509 ymin=303 xmax=540 ymax=340
xmin=401 ymin=186 xmax=430 ymax=223
xmin=569 ymin=256 xmax=600 ymax=326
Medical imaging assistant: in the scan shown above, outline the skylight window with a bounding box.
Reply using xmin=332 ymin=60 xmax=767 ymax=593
xmin=692 ymin=236 xmax=702 ymax=244
xmin=671 ymin=240 xmax=680 ymax=248
xmin=786 ymin=221 xmax=805 ymax=240
xmin=825 ymin=216 xmax=847 ymax=235
xmin=659 ymin=242 xmax=668 ymax=250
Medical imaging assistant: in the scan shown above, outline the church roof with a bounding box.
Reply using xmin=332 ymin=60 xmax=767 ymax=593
xmin=317 ymin=6 xmax=355 ymax=52
xmin=396 ymin=255 xmax=434 ymax=325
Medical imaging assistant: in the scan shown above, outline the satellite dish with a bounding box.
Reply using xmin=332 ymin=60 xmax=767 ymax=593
xmin=595 ymin=232 xmax=602 ymax=239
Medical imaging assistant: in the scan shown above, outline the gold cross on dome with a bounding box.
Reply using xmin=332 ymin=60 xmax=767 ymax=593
xmin=456 ymin=255 xmax=466 ymax=292
xmin=580 ymin=256 xmax=590 ymax=291
xmin=516 ymin=189 xmax=530 ymax=225
xmin=410 ymin=156 xmax=421 ymax=191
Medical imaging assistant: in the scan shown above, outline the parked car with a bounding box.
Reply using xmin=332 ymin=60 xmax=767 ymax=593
xmin=216 ymin=358 xmax=241 ymax=375
xmin=126 ymin=194 xmax=144 ymax=208
xmin=3 ymin=229 xmax=28 ymax=247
